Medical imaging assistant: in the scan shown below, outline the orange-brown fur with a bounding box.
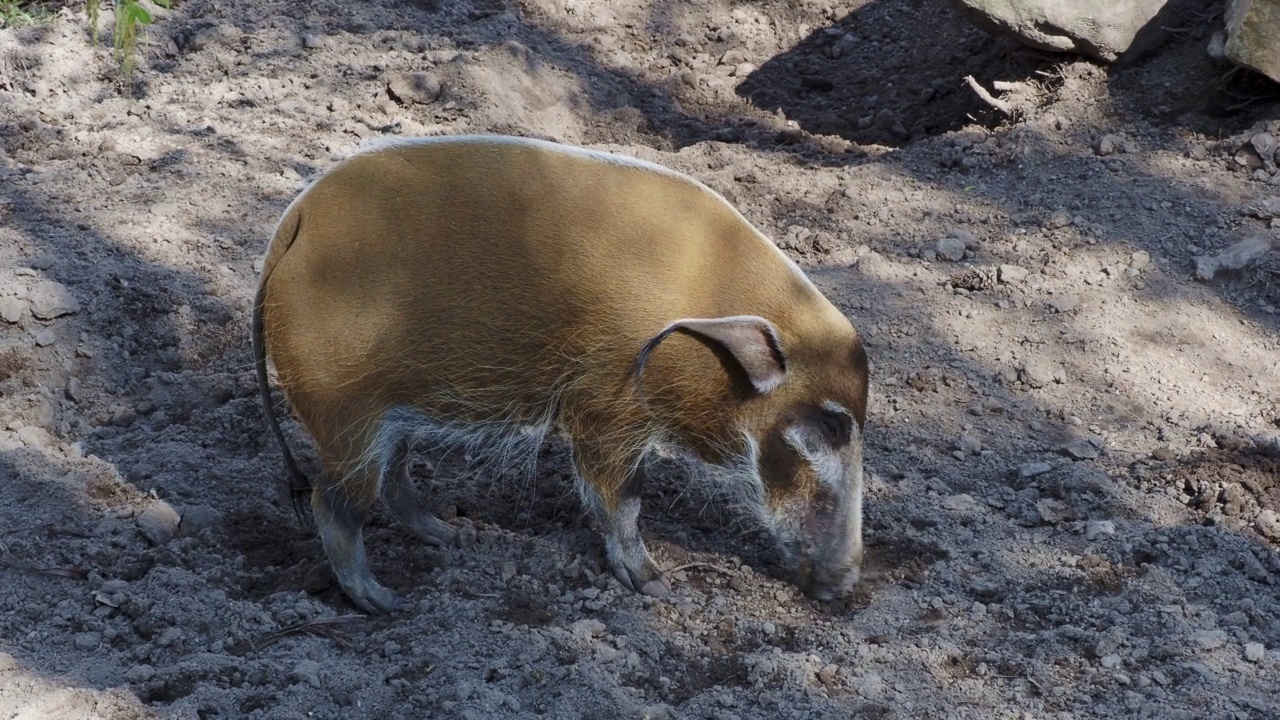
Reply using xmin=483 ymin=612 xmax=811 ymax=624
xmin=253 ymin=135 xmax=868 ymax=612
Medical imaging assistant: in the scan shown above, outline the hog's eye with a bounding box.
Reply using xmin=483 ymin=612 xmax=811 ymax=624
xmin=815 ymin=407 xmax=852 ymax=448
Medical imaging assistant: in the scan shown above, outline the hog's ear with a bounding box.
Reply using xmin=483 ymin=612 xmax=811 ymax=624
xmin=634 ymin=315 xmax=788 ymax=395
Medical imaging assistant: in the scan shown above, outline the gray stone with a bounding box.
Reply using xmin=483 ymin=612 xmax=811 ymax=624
xmin=386 ymin=73 xmax=443 ymax=105
xmin=1224 ymin=0 xmax=1280 ymax=83
xmin=73 ymin=632 xmax=101 ymax=651
xmin=958 ymin=433 xmax=982 ymax=455
xmin=137 ymin=500 xmax=181 ymax=546
xmin=943 ymin=493 xmax=977 ymax=511
xmin=1045 ymin=209 xmax=1073 ymax=228
xmin=178 ymin=505 xmax=223 ymax=537
xmin=0 ymin=296 xmax=25 ymax=323
xmin=947 ymin=0 xmax=1173 ymax=61
xmin=1129 ymin=250 xmax=1151 ymax=270
xmin=31 ymin=328 xmax=56 ymax=347
xmin=998 ymin=264 xmax=1029 ymax=284
xmin=1017 ymin=461 xmax=1053 ymax=479
xmin=1245 ymin=642 xmax=1266 ymax=663
xmin=1037 ymin=498 xmax=1070 ymax=523
xmin=1192 ymin=629 xmax=1227 ymax=651
xmin=125 ymin=664 xmax=156 ymax=683
xmin=28 ymin=280 xmax=80 ymax=319
xmin=936 ymin=235 xmax=967 ymax=262
xmin=1061 ymin=439 xmax=1101 ymax=460
xmin=1095 ymin=134 xmax=1125 ymax=156
xmin=302 ymin=34 xmax=324 ymax=49
xmin=1049 ymin=295 xmax=1079 ymax=313
xmin=1255 ymin=509 xmax=1280 ymax=540
xmin=1020 ymin=359 xmax=1055 ymax=388
xmin=1085 ymin=520 xmax=1116 ymax=540
xmin=16 ymin=426 xmax=53 ymax=450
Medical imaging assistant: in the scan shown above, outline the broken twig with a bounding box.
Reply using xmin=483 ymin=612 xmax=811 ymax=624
xmin=963 ymin=75 xmax=1012 ymax=115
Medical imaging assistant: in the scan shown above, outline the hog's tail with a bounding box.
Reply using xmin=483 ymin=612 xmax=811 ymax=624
xmin=252 ymin=205 xmax=314 ymax=527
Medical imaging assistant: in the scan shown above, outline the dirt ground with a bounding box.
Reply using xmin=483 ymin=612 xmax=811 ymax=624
xmin=2 ymin=0 xmax=1280 ymax=717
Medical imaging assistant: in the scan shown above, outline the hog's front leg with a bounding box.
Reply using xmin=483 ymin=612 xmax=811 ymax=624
xmin=572 ymin=440 xmax=671 ymax=598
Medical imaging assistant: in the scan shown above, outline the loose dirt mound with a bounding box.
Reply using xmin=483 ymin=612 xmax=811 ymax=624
xmin=2 ymin=0 xmax=1279 ymax=718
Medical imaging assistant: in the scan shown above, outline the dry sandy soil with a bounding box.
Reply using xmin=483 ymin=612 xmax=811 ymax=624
xmin=2 ymin=0 xmax=1280 ymax=718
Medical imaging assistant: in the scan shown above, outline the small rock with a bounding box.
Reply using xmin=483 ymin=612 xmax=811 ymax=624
xmin=1045 ymin=210 xmax=1073 ymax=228
xmin=28 ymin=280 xmax=80 ymax=319
xmin=0 ymin=297 xmax=25 ymax=323
xmin=1255 ymin=509 xmax=1280 ymax=541
xmin=137 ymin=500 xmax=181 ymax=546
xmin=731 ymin=62 xmax=755 ymax=78
xmin=1191 ymin=630 xmax=1227 ymax=651
xmin=1061 ymin=439 xmax=1100 ymax=460
xmin=935 ymin=235 xmax=967 ymax=262
xmin=386 ymin=72 xmax=443 ymax=105
xmin=302 ymin=34 xmax=324 ymax=49
xmin=31 ymin=328 xmax=56 ymax=347
xmin=997 ymin=264 xmax=1029 ymax=284
xmin=1017 ymin=461 xmax=1053 ymax=479
xmin=1151 ymin=446 xmax=1175 ymax=461
xmin=570 ymin=618 xmax=607 ymax=641
xmin=761 ymin=621 xmax=776 ymax=636
xmin=1100 ymin=654 xmax=1122 ymax=668
xmin=1245 ymin=642 xmax=1265 ymax=663
xmin=1020 ymin=359 xmax=1055 ymax=388
xmin=73 ymin=632 xmax=101 ymax=651
xmin=290 ymin=659 xmax=322 ymax=687
xmin=65 ymin=377 xmax=82 ymax=403
xmin=17 ymin=426 xmax=53 ymax=450
xmin=125 ymin=664 xmax=156 ymax=683
xmin=1085 ymin=520 xmax=1116 ymax=540
xmin=853 ymin=672 xmax=884 ymax=699
xmin=1094 ymin=134 xmax=1123 ymax=156
xmin=501 ymin=562 xmax=517 ymax=582
xmin=150 ymin=202 xmax=180 ymax=218
xmin=1036 ymin=498 xmax=1070 ymax=523
xmin=179 ymin=505 xmax=223 ymax=537
xmin=1129 ymin=250 xmax=1151 ymax=270
xmin=958 ymin=434 xmax=982 ymax=455
xmin=1252 ymin=133 xmax=1278 ymax=160
xmin=943 ymin=494 xmax=976 ymax=511
xmin=1048 ymin=295 xmax=1079 ymax=313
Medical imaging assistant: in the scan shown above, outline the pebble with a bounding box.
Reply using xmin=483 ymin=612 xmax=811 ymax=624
xmin=0 ymin=296 xmax=26 ymax=323
xmin=302 ymin=34 xmax=324 ymax=49
xmin=1254 ymin=509 xmax=1280 ymax=541
xmin=731 ymin=62 xmax=755 ymax=78
xmin=386 ymin=72 xmax=443 ymax=105
xmin=31 ymin=328 xmax=56 ymax=347
xmin=1191 ymin=629 xmax=1227 ymax=651
xmin=1036 ymin=498 xmax=1070 ymax=523
xmin=943 ymin=494 xmax=976 ymax=512
xmin=1251 ymin=133 xmax=1277 ymax=160
xmin=853 ymin=672 xmax=885 ymax=699
xmin=17 ymin=426 xmax=53 ymax=450
xmin=761 ymin=621 xmax=776 ymax=636
xmin=1094 ymin=134 xmax=1124 ymax=156
xmin=1017 ymin=461 xmax=1053 ymax=479
xmin=178 ymin=505 xmax=223 ymax=537
xmin=1100 ymin=654 xmax=1122 ymax=668
xmin=137 ymin=500 xmax=181 ymax=546
xmin=125 ymin=664 xmax=156 ymax=683
xmin=65 ymin=377 xmax=82 ymax=403
xmin=1244 ymin=642 xmax=1265 ymax=663
xmin=997 ymin=264 xmax=1029 ymax=284
xmin=1151 ymin=446 xmax=1175 ymax=461
xmin=1129 ymin=250 xmax=1151 ymax=270
xmin=1061 ymin=439 xmax=1100 ymax=460
xmin=935 ymin=235 xmax=966 ymax=262
xmin=570 ymin=618 xmax=606 ymax=641
xmin=1048 ymin=295 xmax=1079 ymax=313
xmin=73 ymin=632 xmax=101 ymax=651
xmin=958 ymin=434 xmax=982 ymax=455
xmin=290 ymin=659 xmax=322 ymax=687
xmin=1045 ymin=210 xmax=1073 ymax=229
xmin=501 ymin=562 xmax=517 ymax=582
xmin=1020 ymin=359 xmax=1055 ymax=389
xmin=1085 ymin=520 xmax=1116 ymax=540
xmin=28 ymin=280 xmax=80 ymax=319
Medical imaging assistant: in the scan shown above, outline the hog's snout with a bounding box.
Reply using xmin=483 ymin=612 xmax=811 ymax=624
xmin=783 ymin=480 xmax=864 ymax=602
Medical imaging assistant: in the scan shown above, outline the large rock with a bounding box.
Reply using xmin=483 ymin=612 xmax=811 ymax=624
xmin=948 ymin=0 xmax=1175 ymax=62
xmin=1223 ymin=0 xmax=1280 ymax=83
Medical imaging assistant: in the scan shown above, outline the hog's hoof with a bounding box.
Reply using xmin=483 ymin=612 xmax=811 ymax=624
xmin=611 ymin=561 xmax=671 ymax=597
xmin=347 ymin=582 xmax=405 ymax=615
